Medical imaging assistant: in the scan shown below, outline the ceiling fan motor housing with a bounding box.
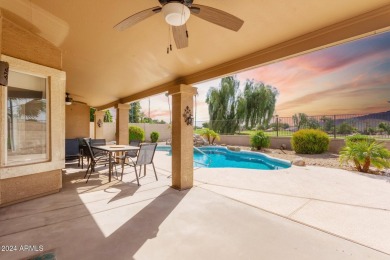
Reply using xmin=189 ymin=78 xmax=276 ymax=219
xmin=159 ymin=0 xmax=193 ymax=7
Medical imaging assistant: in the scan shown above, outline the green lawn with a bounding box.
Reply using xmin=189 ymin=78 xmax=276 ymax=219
xmin=237 ymin=130 xmax=292 ymax=137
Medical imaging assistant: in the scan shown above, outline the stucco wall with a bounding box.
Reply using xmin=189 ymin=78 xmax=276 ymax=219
xmin=218 ymin=135 xmax=390 ymax=154
xmin=0 ymin=16 xmax=65 ymax=206
xmin=90 ymin=123 xmax=171 ymax=142
xmin=130 ymin=123 xmax=171 ymax=142
xmin=89 ymin=122 xmax=116 ymax=141
xmin=66 ymin=102 xmax=90 ymax=138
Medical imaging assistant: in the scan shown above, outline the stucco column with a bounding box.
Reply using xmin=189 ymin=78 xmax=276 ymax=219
xmin=116 ymin=103 xmax=130 ymax=145
xmin=0 ymin=87 xmax=5 ymax=167
xmin=168 ymin=84 xmax=197 ymax=190
xmin=94 ymin=110 xmax=105 ymax=139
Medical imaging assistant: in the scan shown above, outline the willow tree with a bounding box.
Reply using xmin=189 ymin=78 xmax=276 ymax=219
xmin=206 ymin=76 xmax=246 ymax=134
xmin=243 ymin=80 xmax=278 ymax=130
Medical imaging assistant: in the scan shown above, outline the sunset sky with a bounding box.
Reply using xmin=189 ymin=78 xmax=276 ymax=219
xmin=140 ymin=31 xmax=390 ymax=123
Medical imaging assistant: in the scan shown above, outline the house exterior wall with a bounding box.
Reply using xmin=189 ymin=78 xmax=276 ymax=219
xmin=0 ymin=15 xmax=65 ymax=207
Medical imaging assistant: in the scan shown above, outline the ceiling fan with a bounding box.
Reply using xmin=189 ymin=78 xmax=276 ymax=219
xmin=65 ymin=92 xmax=86 ymax=106
xmin=114 ymin=0 xmax=244 ymax=50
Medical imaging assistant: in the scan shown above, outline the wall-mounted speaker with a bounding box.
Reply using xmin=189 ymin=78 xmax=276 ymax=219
xmin=0 ymin=61 xmax=9 ymax=86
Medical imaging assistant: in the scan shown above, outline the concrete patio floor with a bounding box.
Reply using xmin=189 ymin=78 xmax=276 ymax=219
xmin=0 ymin=151 xmax=389 ymax=259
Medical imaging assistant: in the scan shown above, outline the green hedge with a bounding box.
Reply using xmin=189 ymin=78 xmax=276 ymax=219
xmin=291 ymin=129 xmax=329 ymax=154
xmin=150 ymin=131 xmax=159 ymax=143
xmin=345 ymin=134 xmax=375 ymax=146
xmin=129 ymin=126 xmax=145 ymax=142
xmin=250 ymin=131 xmax=270 ymax=150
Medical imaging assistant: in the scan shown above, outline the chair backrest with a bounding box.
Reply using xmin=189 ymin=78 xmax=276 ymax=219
xmin=129 ymin=140 xmax=141 ymax=147
xmin=83 ymin=138 xmax=96 ymax=161
xmin=127 ymin=140 xmax=141 ymax=157
xmin=136 ymin=143 xmax=157 ymax=166
xmin=91 ymin=139 xmax=106 ymax=146
xmin=65 ymin=139 xmax=80 ymax=157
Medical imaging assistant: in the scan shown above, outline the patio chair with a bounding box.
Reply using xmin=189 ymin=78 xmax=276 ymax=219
xmin=83 ymin=138 xmax=117 ymax=183
xmin=120 ymin=143 xmax=158 ymax=186
xmin=65 ymin=139 xmax=82 ymax=166
xmin=116 ymin=140 xmax=141 ymax=172
xmin=90 ymin=138 xmax=107 ymax=157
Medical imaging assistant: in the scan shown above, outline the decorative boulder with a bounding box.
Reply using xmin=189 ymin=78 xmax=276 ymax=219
xmin=227 ymin=146 xmax=240 ymax=151
xmin=292 ymin=157 xmax=306 ymax=167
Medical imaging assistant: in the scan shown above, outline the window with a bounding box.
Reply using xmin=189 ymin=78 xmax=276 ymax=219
xmin=6 ymin=71 xmax=49 ymax=165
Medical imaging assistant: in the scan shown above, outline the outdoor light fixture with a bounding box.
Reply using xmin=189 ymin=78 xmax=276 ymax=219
xmin=183 ymin=106 xmax=193 ymax=126
xmin=65 ymin=93 xmax=73 ymax=105
xmin=162 ymin=3 xmax=190 ymax=26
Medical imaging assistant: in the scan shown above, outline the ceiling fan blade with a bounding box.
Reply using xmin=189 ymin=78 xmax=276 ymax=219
xmin=114 ymin=7 xmax=162 ymax=31
xmin=191 ymin=4 xmax=244 ymax=31
xmin=172 ymin=24 xmax=188 ymax=49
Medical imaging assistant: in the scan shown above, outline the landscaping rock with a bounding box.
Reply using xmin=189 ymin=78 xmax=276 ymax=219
xmin=380 ymin=169 xmax=390 ymax=177
xmin=227 ymin=146 xmax=241 ymax=151
xmin=292 ymin=157 xmax=306 ymax=167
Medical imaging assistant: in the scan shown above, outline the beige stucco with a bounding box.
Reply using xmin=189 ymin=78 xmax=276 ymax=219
xmin=218 ymin=135 xmax=390 ymax=153
xmin=94 ymin=110 xmax=105 ymax=139
xmin=0 ymin=55 xmax=65 ymax=206
xmin=0 ymin=14 xmax=65 ymax=206
xmin=116 ymin=103 xmax=129 ymax=145
xmin=1 ymin=1 xmax=390 ymax=108
xmin=169 ymin=84 xmax=197 ymax=190
xmin=65 ymin=102 xmax=90 ymax=139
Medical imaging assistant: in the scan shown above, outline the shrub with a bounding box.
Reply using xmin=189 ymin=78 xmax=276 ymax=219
xmin=200 ymin=128 xmax=220 ymax=145
xmin=337 ymin=122 xmax=356 ymax=134
xmin=250 ymin=131 xmax=270 ymax=150
xmin=129 ymin=126 xmax=145 ymax=142
xmin=340 ymin=140 xmax=390 ymax=173
xmin=378 ymin=122 xmax=390 ymax=134
xmin=291 ymin=129 xmax=329 ymax=154
xmin=345 ymin=134 xmax=375 ymax=146
xmin=150 ymin=131 xmax=159 ymax=143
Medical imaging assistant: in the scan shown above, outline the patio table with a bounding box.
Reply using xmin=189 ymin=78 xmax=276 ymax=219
xmin=91 ymin=145 xmax=140 ymax=182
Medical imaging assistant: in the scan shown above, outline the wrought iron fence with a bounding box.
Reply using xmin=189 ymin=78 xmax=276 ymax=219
xmin=195 ymin=112 xmax=390 ymax=139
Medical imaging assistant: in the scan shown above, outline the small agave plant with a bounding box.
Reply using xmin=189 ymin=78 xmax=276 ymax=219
xmin=339 ymin=140 xmax=390 ymax=173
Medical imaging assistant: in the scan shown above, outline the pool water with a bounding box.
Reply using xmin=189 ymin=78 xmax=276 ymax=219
xmin=156 ymin=146 xmax=291 ymax=170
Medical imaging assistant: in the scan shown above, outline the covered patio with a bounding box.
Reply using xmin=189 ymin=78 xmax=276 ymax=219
xmin=1 ymin=0 xmax=390 ymax=258
xmin=1 ymin=153 xmax=390 ymax=259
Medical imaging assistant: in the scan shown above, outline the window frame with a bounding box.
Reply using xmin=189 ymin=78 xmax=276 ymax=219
xmin=2 ymin=70 xmax=51 ymax=167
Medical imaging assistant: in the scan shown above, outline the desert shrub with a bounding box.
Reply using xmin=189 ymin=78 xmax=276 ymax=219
xmin=150 ymin=131 xmax=159 ymax=143
xmin=340 ymin=140 xmax=390 ymax=173
xmin=250 ymin=131 xmax=270 ymax=150
xmin=345 ymin=134 xmax=375 ymax=146
xmin=337 ymin=122 xmax=356 ymax=134
xmin=291 ymin=129 xmax=329 ymax=154
xmin=200 ymin=128 xmax=220 ymax=145
xmin=378 ymin=122 xmax=390 ymax=134
xmin=129 ymin=126 xmax=145 ymax=142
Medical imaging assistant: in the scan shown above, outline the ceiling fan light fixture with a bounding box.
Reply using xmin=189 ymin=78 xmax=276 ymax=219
xmin=65 ymin=93 xmax=73 ymax=105
xmin=162 ymin=3 xmax=190 ymax=26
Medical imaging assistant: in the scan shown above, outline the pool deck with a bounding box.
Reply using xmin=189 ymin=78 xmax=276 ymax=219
xmin=0 ymin=151 xmax=389 ymax=259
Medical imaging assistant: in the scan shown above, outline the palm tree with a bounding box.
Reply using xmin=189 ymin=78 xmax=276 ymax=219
xmin=200 ymin=128 xmax=220 ymax=145
xmin=339 ymin=141 xmax=390 ymax=173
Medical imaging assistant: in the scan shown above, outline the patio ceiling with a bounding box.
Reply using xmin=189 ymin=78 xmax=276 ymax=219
xmin=1 ymin=0 xmax=390 ymax=107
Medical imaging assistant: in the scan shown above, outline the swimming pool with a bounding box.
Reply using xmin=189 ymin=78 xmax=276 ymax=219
xmin=156 ymin=145 xmax=291 ymax=170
